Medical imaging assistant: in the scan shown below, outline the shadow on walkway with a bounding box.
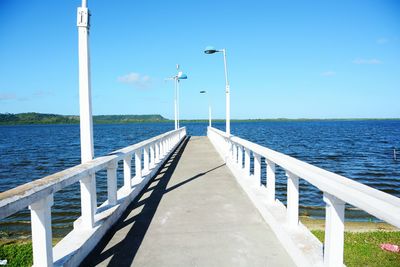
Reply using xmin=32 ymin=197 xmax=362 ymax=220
xmin=80 ymin=136 xmax=224 ymax=266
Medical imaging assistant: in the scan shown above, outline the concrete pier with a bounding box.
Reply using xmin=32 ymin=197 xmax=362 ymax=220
xmin=81 ymin=136 xmax=295 ymax=266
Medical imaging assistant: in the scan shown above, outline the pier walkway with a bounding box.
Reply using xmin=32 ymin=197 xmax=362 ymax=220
xmin=81 ymin=136 xmax=295 ymax=266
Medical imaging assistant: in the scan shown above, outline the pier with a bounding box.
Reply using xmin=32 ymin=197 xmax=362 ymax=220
xmin=1 ymin=1 xmax=400 ymax=266
xmin=1 ymin=127 xmax=400 ymax=266
xmin=81 ymin=136 xmax=294 ymax=266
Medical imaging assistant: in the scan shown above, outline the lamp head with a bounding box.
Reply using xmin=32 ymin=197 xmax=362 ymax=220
xmin=177 ymin=72 xmax=187 ymax=80
xmin=200 ymin=90 xmax=206 ymax=94
xmin=204 ymin=46 xmax=219 ymax=54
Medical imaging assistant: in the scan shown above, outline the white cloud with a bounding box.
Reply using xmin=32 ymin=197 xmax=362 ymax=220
xmin=377 ymin=38 xmax=389 ymax=44
xmin=117 ymin=72 xmax=152 ymax=89
xmin=0 ymin=93 xmax=16 ymax=101
xmin=33 ymin=90 xmax=54 ymax=97
xmin=0 ymin=90 xmax=54 ymax=102
xmin=321 ymin=71 xmax=336 ymax=77
xmin=352 ymin=58 xmax=382 ymax=65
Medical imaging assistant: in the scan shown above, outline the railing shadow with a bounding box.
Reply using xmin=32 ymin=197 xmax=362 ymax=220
xmin=80 ymin=136 xmax=224 ymax=266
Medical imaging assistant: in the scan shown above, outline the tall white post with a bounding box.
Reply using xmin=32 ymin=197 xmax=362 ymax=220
xmin=323 ymin=192 xmax=345 ymax=267
xmin=209 ymin=105 xmax=212 ymax=127
xmin=77 ymin=0 xmax=93 ymax=163
xmin=29 ymin=195 xmax=54 ymax=267
xmin=77 ymin=0 xmax=96 ymax=229
xmin=177 ymin=80 xmax=180 ymax=129
xmin=286 ymin=171 xmax=299 ymax=228
xmin=266 ymin=159 xmax=276 ymax=203
xmin=222 ymin=49 xmax=230 ymax=136
xmin=174 ymin=78 xmax=178 ymax=130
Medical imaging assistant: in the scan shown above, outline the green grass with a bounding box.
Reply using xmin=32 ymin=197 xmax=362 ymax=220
xmin=0 ymin=241 xmax=32 ymax=267
xmin=1 ymin=232 xmax=400 ymax=266
xmin=312 ymin=230 xmax=400 ymax=267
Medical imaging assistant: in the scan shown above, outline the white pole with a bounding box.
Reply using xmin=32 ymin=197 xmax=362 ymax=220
xmin=77 ymin=0 xmax=96 ymax=229
xmin=209 ymin=104 xmax=212 ymax=127
xmin=174 ymin=78 xmax=178 ymax=130
xmin=177 ymin=80 xmax=180 ymax=129
xmin=77 ymin=0 xmax=93 ymax=163
xmin=222 ymin=49 xmax=230 ymax=136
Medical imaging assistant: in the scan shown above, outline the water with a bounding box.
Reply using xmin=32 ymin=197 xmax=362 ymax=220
xmin=1 ymin=120 xmax=399 ymax=237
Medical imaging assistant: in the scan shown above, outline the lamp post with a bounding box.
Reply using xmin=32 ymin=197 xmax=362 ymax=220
xmin=200 ymin=90 xmax=212 ymax=127
xmin=77 ymin=0 xmax=96 ymax=230
xmin=166 ymin=67 xmax=187 ymax=130
xmin=165 ymin=76 xmax=178 ymax=130
xmin=204 ymin=46 xmax=230 ymax=136
xmin=176 ymin=71 xmax=187 ymax=129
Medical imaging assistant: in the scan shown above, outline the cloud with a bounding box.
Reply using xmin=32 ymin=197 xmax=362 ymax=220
xmin=0 ymin=90 xmax=54 ymax=102
xmin=33 ymin=90 xmax=54 ymax=97
xmin=352 ymin=58 xmax=382 ymax=65
xmin=321 ymin=71 xmax=336 ymax=77
xmin=117 ymin=72 xmax=152 ymax=89
xmin=0 ymin=93 xmax=16 ymax=101
xmin=377 ymin=38 xmax=389 ymax=44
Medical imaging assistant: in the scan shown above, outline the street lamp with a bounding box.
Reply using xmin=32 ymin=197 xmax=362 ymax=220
xmin=166 ymin=67 xmax=187 ymax=130
xmin=200 ymin=90 xmax=212 ymax=127
xmin=204 ymin=46 xmax=230 ymax=136
xmin=77 ymin=0 xmax=96 ymax=230
xmin=176 ymin=71 xmax=187 ymax=129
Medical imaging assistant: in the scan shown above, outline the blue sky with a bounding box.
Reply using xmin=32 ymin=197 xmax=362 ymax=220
xmin=0 ymin=0 xmax=399 ymax=119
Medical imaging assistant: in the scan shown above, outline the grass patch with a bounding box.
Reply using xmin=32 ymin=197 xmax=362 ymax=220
xmin=0 ymin=241 xmax=32 ymax=267
xmin=1 ymin=232 xmax=400 ymax=266
xmin=312 ymin=230 xmax=400 ymax=267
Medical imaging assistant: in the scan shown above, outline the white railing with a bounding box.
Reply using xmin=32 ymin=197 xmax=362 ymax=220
xmin=0 ymin=127 xmax=186 ymax=267
xmin=208 ymin=126 xmax=400 ymax=267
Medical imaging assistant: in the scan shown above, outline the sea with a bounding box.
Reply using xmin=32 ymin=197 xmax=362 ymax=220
xmin=0 ymin=120 xmax=399 ymax=238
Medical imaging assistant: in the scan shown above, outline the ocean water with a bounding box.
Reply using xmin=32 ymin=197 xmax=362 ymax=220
xmin=0 ymin=120 xmax=399 ymax=237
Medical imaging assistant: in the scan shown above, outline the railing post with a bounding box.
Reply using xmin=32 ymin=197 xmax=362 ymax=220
xmin=135 ymin=149 xmax=142 ymax=180
xmin=229 ymin=140 xmax=234 ymax=160
xmin=233 ymin=143 xmax=238 ymax=163
xmin=254 ymin=153 xmax=261 ymax=184
xmin=244 ymin=148 xmax=250 ymax=177
xmin=155 ymin=141 xmax=160 ymax=162
xmin=123 ymin=154 xmax=132 ymax=191
xmin=107 ymin=160 xmax=118 ymax=206
xmin=266 ymin=159 xmax=276 ymax=203
xmin=150 ymin=143 xmax=155 ymax=168
xmin=323 ymin=192 xmax=345 ymax=267
xmin=144 ymin=146 xmax=149 ymax=173
xmin=79 ymin=174 xmax=96 ymax=228
xmin=286 ymin=171 xmax=299 ymax=227
xmin=160 ymin=139 xmax=164 ymax=158
xmin=238 ymin=145 xmax=243 ymax=168
xmin=29 ymin=194 xmax=54 ymax=267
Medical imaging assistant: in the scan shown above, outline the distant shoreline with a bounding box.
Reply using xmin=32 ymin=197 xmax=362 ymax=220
xmin=1 ymin=112 xmax=399 ymax=125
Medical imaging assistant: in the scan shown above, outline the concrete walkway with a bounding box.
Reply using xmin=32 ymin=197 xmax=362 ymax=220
xmin=81 ymin=136 xmax=295 ymax=267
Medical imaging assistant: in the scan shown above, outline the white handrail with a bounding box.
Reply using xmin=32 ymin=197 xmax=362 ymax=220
xmin=208 ymin=126 xmax=400 ymax=266
xmin=0 ymin=127 xmax=186 ymax=266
